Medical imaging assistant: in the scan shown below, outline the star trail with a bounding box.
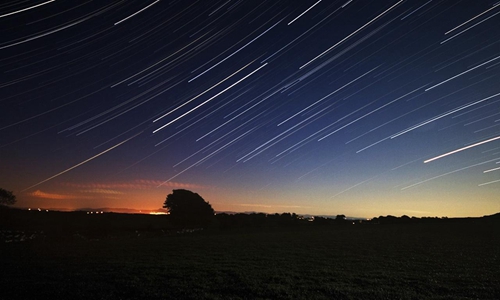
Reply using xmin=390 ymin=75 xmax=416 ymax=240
xmin=1 ymin=0 xmax=499 ymax=217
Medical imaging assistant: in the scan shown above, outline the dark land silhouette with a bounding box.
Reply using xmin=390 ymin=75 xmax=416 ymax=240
xmin=1 ymin=189 xmax=499 ymax=299
xmin=1 ymin=204 xmax=499 ymax=241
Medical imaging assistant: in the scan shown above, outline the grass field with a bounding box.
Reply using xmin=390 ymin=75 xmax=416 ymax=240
xmin=1 ymin=215 xmax=499 ymax=299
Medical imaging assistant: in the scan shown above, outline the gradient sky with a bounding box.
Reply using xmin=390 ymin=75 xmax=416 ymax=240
xmin=1 ymin=0 xmax=499 ymax=218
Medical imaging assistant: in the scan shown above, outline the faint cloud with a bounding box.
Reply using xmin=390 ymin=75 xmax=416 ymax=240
xmin=239 ymin=203 xmax=273 ymax=208
xmin=134 ymin=179 xmax=212 ymax=190
xmin=61 ymin=182 xmax=143 ymax=189
xmin=400 ymin=209 xmax=432 ymax=215
xmin=80 ymin=189 xmax=124 ymax=195
xmin=61 ymin=179 xmax=212 ymax=191
xmin=239 ymin=203 xmax=305 ymax=209
xmin=102 ymin=196 xmax=121 ymax=200
xmin=28 ymin=190 xmax=80 ymax=200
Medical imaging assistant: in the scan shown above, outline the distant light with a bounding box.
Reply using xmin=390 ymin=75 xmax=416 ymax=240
xmin=149 ymin=212 xmax=168 ymax=215
xmin=28 ymin=208 xmax=31 ymax=211
xmin=38 ymin=208 xmax=41 ymax=211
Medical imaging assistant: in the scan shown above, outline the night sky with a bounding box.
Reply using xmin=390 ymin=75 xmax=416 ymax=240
xmin=1 ymin=0 xmax=499 ymax=217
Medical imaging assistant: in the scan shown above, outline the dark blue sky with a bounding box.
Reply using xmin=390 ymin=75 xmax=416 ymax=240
xmin=1 ymin=0 xmax=499 ymax=217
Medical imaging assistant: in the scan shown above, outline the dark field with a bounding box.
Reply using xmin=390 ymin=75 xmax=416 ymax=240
xmin=1 ymin=212 xmax=499 ymax=299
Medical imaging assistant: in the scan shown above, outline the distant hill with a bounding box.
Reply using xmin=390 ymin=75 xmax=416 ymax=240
xmin=10 ymin=206 xmax=500 ymax=220
xmin=77 ymin=207 xmax=169 ymax=214
xmin=215 ymin=211 xmax=366 ymax=220
xmin=15 ymin=207 xmax=168 ymax=214
xmin=483 ymin=212 xmax=500 ymax=219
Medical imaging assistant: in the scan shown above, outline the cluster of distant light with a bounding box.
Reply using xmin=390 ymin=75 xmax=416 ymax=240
xmin=27 ymin=208 xmax=49 ymax=212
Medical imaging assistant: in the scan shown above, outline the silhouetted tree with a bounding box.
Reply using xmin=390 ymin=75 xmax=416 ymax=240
xmin=0 ymin=188 xmax=16 ymax=206
xmin=313 ymin=216 xmax=332 ymax=225
xmin=334 ymin=214 xmax=347 ymax=225
xmin=401 ymin=215 xmax=411 ymax=223
xmin=163 ymin=189 xmax=214 ymax=227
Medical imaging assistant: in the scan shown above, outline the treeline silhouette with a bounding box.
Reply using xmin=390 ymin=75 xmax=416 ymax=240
xmin=1 ymin=205 xmax=499 ymax=243
xmin=214 ymin=212 xmax=500 ymax=228
xmin=216 ymin=213 xmax=350 ymax=228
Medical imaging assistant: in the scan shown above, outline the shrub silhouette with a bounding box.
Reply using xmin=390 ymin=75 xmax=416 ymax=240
xmin=0 ymin=188 xmax=16 ymax=206
xmin=163 ymin=189 xmax=214 ymax=228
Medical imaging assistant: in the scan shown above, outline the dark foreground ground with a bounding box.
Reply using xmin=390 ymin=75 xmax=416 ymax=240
xmin=1 ymin=212 xmax=499 ymax=299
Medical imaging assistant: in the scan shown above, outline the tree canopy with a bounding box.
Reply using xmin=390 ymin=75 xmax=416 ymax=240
xmin=0 ymin=188 xmax=16 ymax=206
xmin=163 ymin=189 xmax=214 ymax=227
